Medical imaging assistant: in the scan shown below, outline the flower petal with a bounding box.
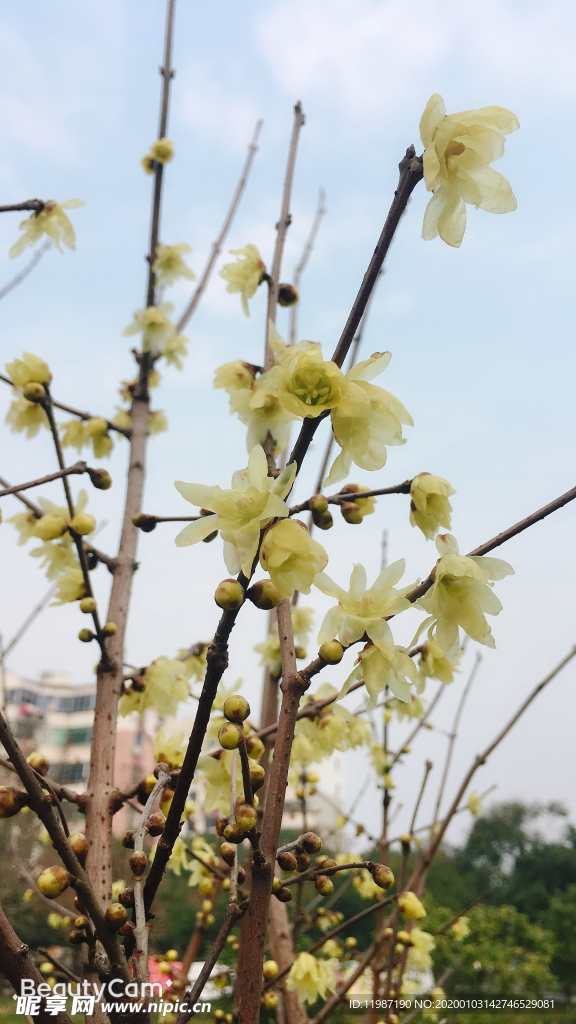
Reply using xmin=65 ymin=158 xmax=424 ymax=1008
xmin=174 ymin=515 xmax=219 ymax=547
xmin=174 ymin=481 xmax=215 ymax=509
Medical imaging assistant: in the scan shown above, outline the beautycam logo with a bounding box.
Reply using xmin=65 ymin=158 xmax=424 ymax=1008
xmin=14 ymin=980 xmax=211 ymax=1016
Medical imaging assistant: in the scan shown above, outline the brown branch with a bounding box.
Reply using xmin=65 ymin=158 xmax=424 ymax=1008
xmin=288 ymin=146 xmax=423 ymax=472
xmin=145 ymin=0 xmax=176 ymax=308
xmin=0 ymin=373 xmax=130 ymax=436
xmin=0 ymin=898 xmax=73 ymax=1024
xmin=432 ymin=891 xmax=489 ymax=937
xmin=133 ymin=769 xmax=170 ymax=981
xmin=188 ymin=849 xmax=227 ymax=882
xmin=288 ymin=480 xmax=412 ymax=516
xmin=0 ymin=199 xmax=45 ymax=214
xmin=432 ymin=654 xmax=481 ymax=826
xmin=176 ymin=120 xmax=263 ymax=333
xmin=288 ymin=187 xmax=327 ymax=346
xmin=264 ymin=101 xmax=306 ymax=371
xmin=0 ymin=461 xmax=87 ymax=498
xmin=176 ymin=901 xmax=246 ymax=1024
xmin=37 ymin=947 xmax=81 ymax=984
xmin=0 ymin=756 xmax=86 ymax=810
xmin=310 ymin=937 xmax=379 ymax=1024
xmin=409 ymin=760 xmax=433 ymax=836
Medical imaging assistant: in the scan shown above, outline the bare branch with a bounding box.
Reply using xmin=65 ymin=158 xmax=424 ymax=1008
xmin=176 ymin=901 xmax=246 ymax=1024
xmin=0 ymin=461 xmax=87 ymax=498
xmin=0 ymin=240 xmax=51 ymax=301
xmin=0 ymin=897 xmax=73 ymax=1024
xmin=288 ymin=187 xmax=326 ymax=345
xmin=432 ymin=653 xmax=482 ymax=826
xmin=0 ymin=199 xmax=45 ymax=215
xmin=133 ymin=768 xmax=170 ymax=981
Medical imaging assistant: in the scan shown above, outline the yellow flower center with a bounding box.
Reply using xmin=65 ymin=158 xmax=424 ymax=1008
xmin=292 ymin=369 xmax=334 ymax=406
xmin=445 ymin=140 xmax=465 ymax=157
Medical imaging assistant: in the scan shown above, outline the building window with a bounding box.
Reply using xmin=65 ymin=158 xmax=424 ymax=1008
xmin=49 ymin=762 xmax=89 ymax=784
xmin=56 ymin=694 xmax=95 ymax=713
xmin=51 ymin=726 xmax=93 ymax=747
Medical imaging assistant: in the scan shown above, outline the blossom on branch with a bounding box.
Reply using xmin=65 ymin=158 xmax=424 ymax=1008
xmin=5 ymin=352 xmax=52 ymax=387
xmin=120 ymin=657 xmax=192 ymax=717
xmin=50 ymin=566 xmax=86 ymax=605
xmin=123 ymin=303 xmax=175 ymax=353
xmin=152 ymin=243 xmax=195 ymax=287
xmin=286 ymin=952 xmax=337 ymax=1005
xmin=410 ymin=472 xmax=455 ymax=540
xmin=417 ymin=640 xmax=461 ymax=688
xmin=451 ymin=916 xmax=471 ymax=940
xmin=219 ymin=244 xmax=266 ymax=317
xmin=260 ymin=518 xmax=328 ymax=599
xmin=5 ymin=394 xmax=49 ymax=437
xmin=407 ymin=927 xmax=436 ymax=970
xmin=315 ymin=560 xmax=414 ymax=655
xmin=342 ymin=642 xmax=417 ymax=708
xmin=398 ymin=891 xmax=427 ymax=920
xmin=9 ymin=200 xmax=85 ymax=259
xmin=60 ymin=419 xmax=90 ymax=453
xmin=420 ymin=93 xmax=519 ymax=248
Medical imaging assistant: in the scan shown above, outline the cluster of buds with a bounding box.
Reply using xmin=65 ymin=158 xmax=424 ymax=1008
xmin=315 ymin=907 xmax=344 ymax=931
xmin=226 ymin=933 xmax=240 ymax=954
xmin=294 ymin=768 xmax=320 ymax=801
xmin=69 ymin=910 xmax=90 ymax=946
xmin=273 ymin=832 xmax=324 ymax=901
xmin=214 ymin=1009 xmax=234 ymax=1023
xmin=308 ymin=493 xmax=333 ymax=531
xmin=196 ymin=898 xmax=215 ymax=928
xmin=338 ymin=483 xmax=374 ymax=524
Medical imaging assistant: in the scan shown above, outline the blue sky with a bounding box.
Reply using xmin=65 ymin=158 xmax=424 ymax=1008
xmin=0 ymin=0 xmax=575 ymax=842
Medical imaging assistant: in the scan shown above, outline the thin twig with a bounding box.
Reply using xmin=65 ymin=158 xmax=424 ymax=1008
xmin=432 ymin=654 xmax=482 ymax=826
xmin=432 ymin=891 xmax=490 ymax=937
xmin=0 ymin=199 xmax=45 ymax=214
xmin=409 ymin=760 xmax=433 ymax=836
xmin=188 ymin=849 xmax=227 ymax=882
xmin=0 ymin=462 xmax=87 ymax=498
xmin=175 ymin=901 xmax=246 ymax=1024
xmin=288 ymin=187 xmax=326 ymax=345
xmin=288 ymin=479 xmax=412 ymax=516
xmin=133 ymin=768 xmax=170 ymax=981
xmin=389 ymin=683 xmax=445 ymax=768
xmin=0 ymin=240 xmax=51 ymax=301
xmin=37 ymin=948 xmax=80 ymax=984
xmin=0 ymin=374 xmax=130 ymax=436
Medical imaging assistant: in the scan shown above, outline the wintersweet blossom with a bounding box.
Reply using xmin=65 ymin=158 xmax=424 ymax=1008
xmin=219 ymin=244 xmax=266 ymax=317
xmin=342 ymin=643 xmax=417 ymax=708
xmin=407 ymin=928 xmax=436 ymax=971
xmin=164 ymin=335 xmax=189 ymax=370
xmin=196 ymin=750 xmax=243 ymax=815
xmin=260 ymin=519 xmax=328 ymax=599
xmin=120 ymin=657 xmax=192 ymax=717
xmin=148 ymin=410 xmax=168 ymax=434
xmin=87 ymin=417 xmax=113 ymax=458
xmin=417 ymin=534 xmax=514 ymax=652
xmin=420 ymin=94 xmax=519 ymax=247
xmin=150 ymin=138 xmax=174 ymax=163
xmin=60 ymin=419 xmax=90 ymax=453
xmin=398 ymin=891 xmax=426 ymax=920
xmin=9 ymin=200 xmax=85 ymax=259
xmin=229 ymin=373 xmax=295 ymax=452
xmin=276 ymin=345 xmax=353 ymax=419
xmin=5 ymin=352 xmax=51 ymax=387
xmin=417 ymin=640 xmax=460 ymax=688
xmin=286 ymin=952 xmax=337 ymax=1005
xmin=8 ymin=512 xmax=41 ymax=546
xmin=123 ymin=302 xmax=175 ymax=353
xmin=153 ymin=728 xmax=186 ymax=770
xmin=30 ymin=537 xmax=78 ymax=581
xmin=174 ymin=445 xmax=296 ymax=576
xmin=5 ymin=395 xmax=49 ymax=437
xmin=389 ymin=695 xmax=425 ymax=722
xmin=315 ymin=560 xmax=414 ymax=656
xmin=50 ymin=567 xmax=86 ymax=606
xmin=33 ymin=491 xmax=94 ymax=541
xmin=152 ymin=243 xmax=195 ymax=287
xmin=214 ymin=360 xmax=256 ymax=392
xmin=467 ymin=791 xmax=483 ymax=817
xmin=325 ymin=352 xmax=413 ymax=487
xmin=410 ymin=473 xmax=455 ymax=540
xmin=451 ymin=916 xmax=471 ymax=940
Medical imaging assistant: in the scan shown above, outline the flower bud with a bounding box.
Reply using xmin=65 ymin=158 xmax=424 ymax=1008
xmin=119 ymin=920 xmax=136 ymax=936
xmin=132 ymin=514 xmax=157 ymax=532
xmin=223 ymin=821 xmax=244 ymax=844
xmin=316 ymin=856 xmax=337 ymax=870
xmin=397 ymin=930 xmax=412 ymax=945
xmin=0 ymin=786 xmax=28 ymax=818
xmin=105 ymin=903 xmax=127 ymax=930
xmin=246 ymin=580 xmax=283 ymax=610
xmin=262 ymin=959 xmax=279 ymax=980
xmin=37 ymin=866 xmax=70 ymax=899
xmin=249 ymin=764 xmax=265 ymax=791
xmin=68 ymin=832 xmax=88 ymax=865
xmin=35 ymin=514 xmax=68 ymax=540
xmin=245 ymin=735 xmax=265 ymax=761
xmin=103 ymin=621 xmax=117 ymax=636
xmin=296 ymin=852 xmax=310 ymax=872
xmin=295 ymin=785 xmax=304 ymax=799
xmin=277 ymin=851 xmax=298 ymax=872
xmin=315 ymin=875 xmax=334 ymax=895
xmin=79 ymin=597 xmax=97 ymax=614
xmin=87 ymin=467 xmax=112 ymax=490
xmin=146 ymin=812 xmax=166 ymax=837
xmin=340 ymin=501 xmax=363 ymax=524
xmin=129 ymin=851 xmax=148 ymax=879
xmin=165 ymin=949 xmax=179 ymax=962
xmin=78 ymin=629 xmax=94 ymax=643
xmin=23 ymin=382 xmax=46 ymax=403
xmin=274 ymin=887 xmax=293 ymax=903
xmin=309 ymin=494 xmax=329 ymax=514
xmin=277 ymin=283 xmax=299 ymax=307
xmin=236 ymin=804 xmax=257 ymax=833
xmin=118 ymin=887 xmax=135 ymax=908
xmin=70 ymin=513 xmax=96 ymax=536
xmin=215 ymin=579 xmax=245 ymax=611
xmin=74 ymin=915 xmax=89 ymax=929
xmin=220 ymin=842 xmax=236 ymax=866
xmin=139 ymin=774 xmax=157 ymax=797
xmin=400 ymin=833 xmax=411 ymax=852
xmin=201 ymin=900 xmax=214 ymax=914
xmin=223 ymin=694 xmax=251 ymax=723
xmin=312 ymin=509 xmax=333 ymax=530
xmin=370 ymin=864 xmax=395 ymax=890
xmin=271 ymin=877 xmax=282 ymax=893
xmin=318 ymin=640 xmax=344 ymax=664
xmin=345 ymin=936 xmax=357 ymax=948
xmin=69 ymin=929 xmax=86 ymax=945
xmin=199 ymin=877 xmax=216 ymax=897
xmin=26 ymin=752 xmax=49 ymax=776
xmin=294 ymin=645 xmax=307 ymax=660
xmin=218 ymin=722 xmax=244 ymax=750
xmin=261 ymin=991 xmax=279 ymax=1010
xmin=222 ymin=877 xmax=231 ymax=890
xmin=301 ymin=832 xmax=322 ymax=854
xmin=215 ymin=816 xmax=229 ymax=837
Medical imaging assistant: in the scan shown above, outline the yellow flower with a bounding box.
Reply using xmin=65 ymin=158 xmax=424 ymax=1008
xmin=111 ymin=879 xmax=126 ymax=901
xmin=50 ymin=566 xmax=86 ymax=605
xmin=196 ymin=750 xmax=243 ymax=815
xmin=5 ymin=352 xmax=52 ymax=386
xmin=47 ymin=913 xmax=63 ymax=930
xmin=353 ymin=870 xmax=382 ymax=902
xmin=5 ymin=394 xmax=49 ymax=437
xmin=344 ymin=644 xmax=416 ymax=709
xmin=335 ymin=814 xmax=347 ymax=830
xmin=229 ymin=371 xmax=295 ymax=452
xmin=148 ymin=410 xmax=168 ymax=434
xmin=398 ymin=891 xmax=426 ymax=920
xmin=410 ymin=473 xmax=455 ymax=540
xmin=85 ymin=417 xmax=113 ymax=458
xmin=174 ymin=445 xmax=296 ymax=576
xmin=276 ymin=345 xmax=351 ymax=419
xmin=286 ymin=952 xmax=337 ymax=1005
xmin=315 ymin=560 xmax=413 ymax=656
xmin=214 ymin=360 xmax=255 ymax=392
xmin=120 ymin=657 xmax=192 ymax=717
xmin=123 ymin=302 xmax=175 ymax=353
xmin=152 ymin=243 xmax=195 ymax=287
xmin=320 ymin=940 xmax=342 ymax=959
xmin=60 ymin=419 xmax=90 ymax=452
xmin=260 ymin=519 xmax=328 ymax=599
xmin=466 ymin=791 xmax=483 ymax=817
xmin=164 ymin=335 xmax=189 ymax=370
xmin=220 ymin=244 xmax=266 ymax=317
xmin=369 ymin=742 xmax=390 ymax=776
xmin=255 ymin=607 xmax=314 ymax=676
xmin=420 ymin=94 xmax=519 ymax=248
xmin=112 ymin=407 xmax=133 ymax=431
xmin=451 ymin=916 xmax=470 ymax=940
xmin=154 ymin=727 xmax=186 ymax=770
xmin=389 ymin=695 xmax=425 ymax=722
xmin=178 ymin=644 xmax=208 ymax=684
xmin=32 ymin=490 xmax=94 ymax=542
xmin=9 ymin=200 xmax=85 ymax=259
xmin=150 ymin=138 xmax=174 ymax=163
xmin=417 ymin=641 xmax=460 ymax=687
xmin=8 ymin=512 xmax=41 ymax=545
xmin=325 ymin=352 xmax=413 ymax=488
xmin=407 ymin=928 xmax=436 ymax=971
xmin=417 ymin=533 xmax=514 ymax=652
xmin=30 ymin=536 xmax=78 ymax=581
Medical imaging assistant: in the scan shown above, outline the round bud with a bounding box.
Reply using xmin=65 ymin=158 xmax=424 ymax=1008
xmin=245 ymin=736 xmax=265 ymax=761
xmin=271 ymin=878 xmax=283 ymax=894
xmin=69 ymin=929 xmax=86 ymax=945
xmin=119 ymin=921 xmax=136 ymax=936
xmin=295 ymin=786 xmax=304 ymax=799
xmin=277 ymin=851 xmax=297 ymax=872
xmin=118 ymin=888 xmax=135 ymax=908
xmin=220 ymin=842 xmax=236 ymax=866
xmin=165 ymin=949 xmax=178 ymax=962
xmin=26 ymin=752 xmax=49 ymax=776
xmin=300 ymin=832 xmax=322 ymax=854
xmin=312 ymin=509 xmax=333 ymax=530
xmin=74 ymin=915 xmax=89 ymax=929
xmin=318 ymin=640 xmax=344 ymax=665
xmin=78 ymin=629 xmax=94 ymax=643
xmin=105 ymin=903 xmax=127 ymax=930
xmin=132 ymin=514 xmax=157 ymax=532
xmin=199 ymin=877 xmax=216 ymax=897
xmin=316 ymin=856 xmax=337 ymax=869
xmin=237 ymin=866 xmax=246 ymax=885
xmin=218 ymin=722 xmax=243 ymax=750
xmin=202 ymin=900 xmax=214 ymax=914
xmin=383 ymin=926 xmax=394 ymax=938
xmin=397 ymin=930 xmax=412 ymax=945
xmin=274 ymin=887 xmax=293 ymax=903
xmin=261 ymin=991 xmax=279 ymax=1010
xmin=139 ymin=773 xmax=157 ymax=796
xmin=246 ymin=580 xmax=283 ymax=610
xmin=294 ymin=646 xmax=307 ymax=660
xmin=426 ymin=722 xmax=434 ymax=730
xmin=215 ymin=816 xmax=229 ymax=837
xmin=215 ymin=579 xmax=245 ymax=611
xmin=236 ymin=804 xmax=257 ymax=833
xmin=308 ymin=494 xmax=329 ymax=514
xmin=0 ymin=786 xmax=28 ymax=818
xmin=68 ymin=832 xmax=88 ymax=864
xmin=223 ymin=822 xmax=244 ymax=844
xmin=122 ymin=830 xmax=135 ymax=850
xmin=249 ymin=764 xmax=265 ymax=791
xmin=205 ymin=914 xmax=215 ymax=926
xmin=146 ymin=811 xmax=166 ymax=837
xmin=263 ymin=960 xmax=278 ymax=980
xmin=103 ymin=621 xmax=117 ymax=636
xmin=277 ymin=283 xmax=299 ymax=307
xmin=129 ymin=851 xmax=148 ymax=879
xmin=70 ymin=513 xmax=96 ymax=536
xmin=23 ymin=381 xmax=46 ymax=403
xmin=400 ymin=833 xmax=411 ymax=849
xmin=79 ymin=597 xmax=97 ymax=614
xmin=370 ymin=864 xmax=395 ymax=890
xmin=315 ymin=875 xmax=334 ymax=896
xmin=87 ymin=467 xmax=112 ymax=490
xmin=223 ymin=694 xmax=251 ymax=723
xmin=35 ymin=514 xmax=68 ymax=540
xmin=345 ymin=936 xmax=357 ymax=948
xmin=37 ymin=866 xmax=70 ymax=899
xmin=340 ymin=501 xmax=363 ymax=525
xmin=222 ymin=877 xmax=231 ymax=890
xmin=296 ymin=852 xmax=310 ymax=872
xmin=215 ymin=1010 xmax=226 ymax=1019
